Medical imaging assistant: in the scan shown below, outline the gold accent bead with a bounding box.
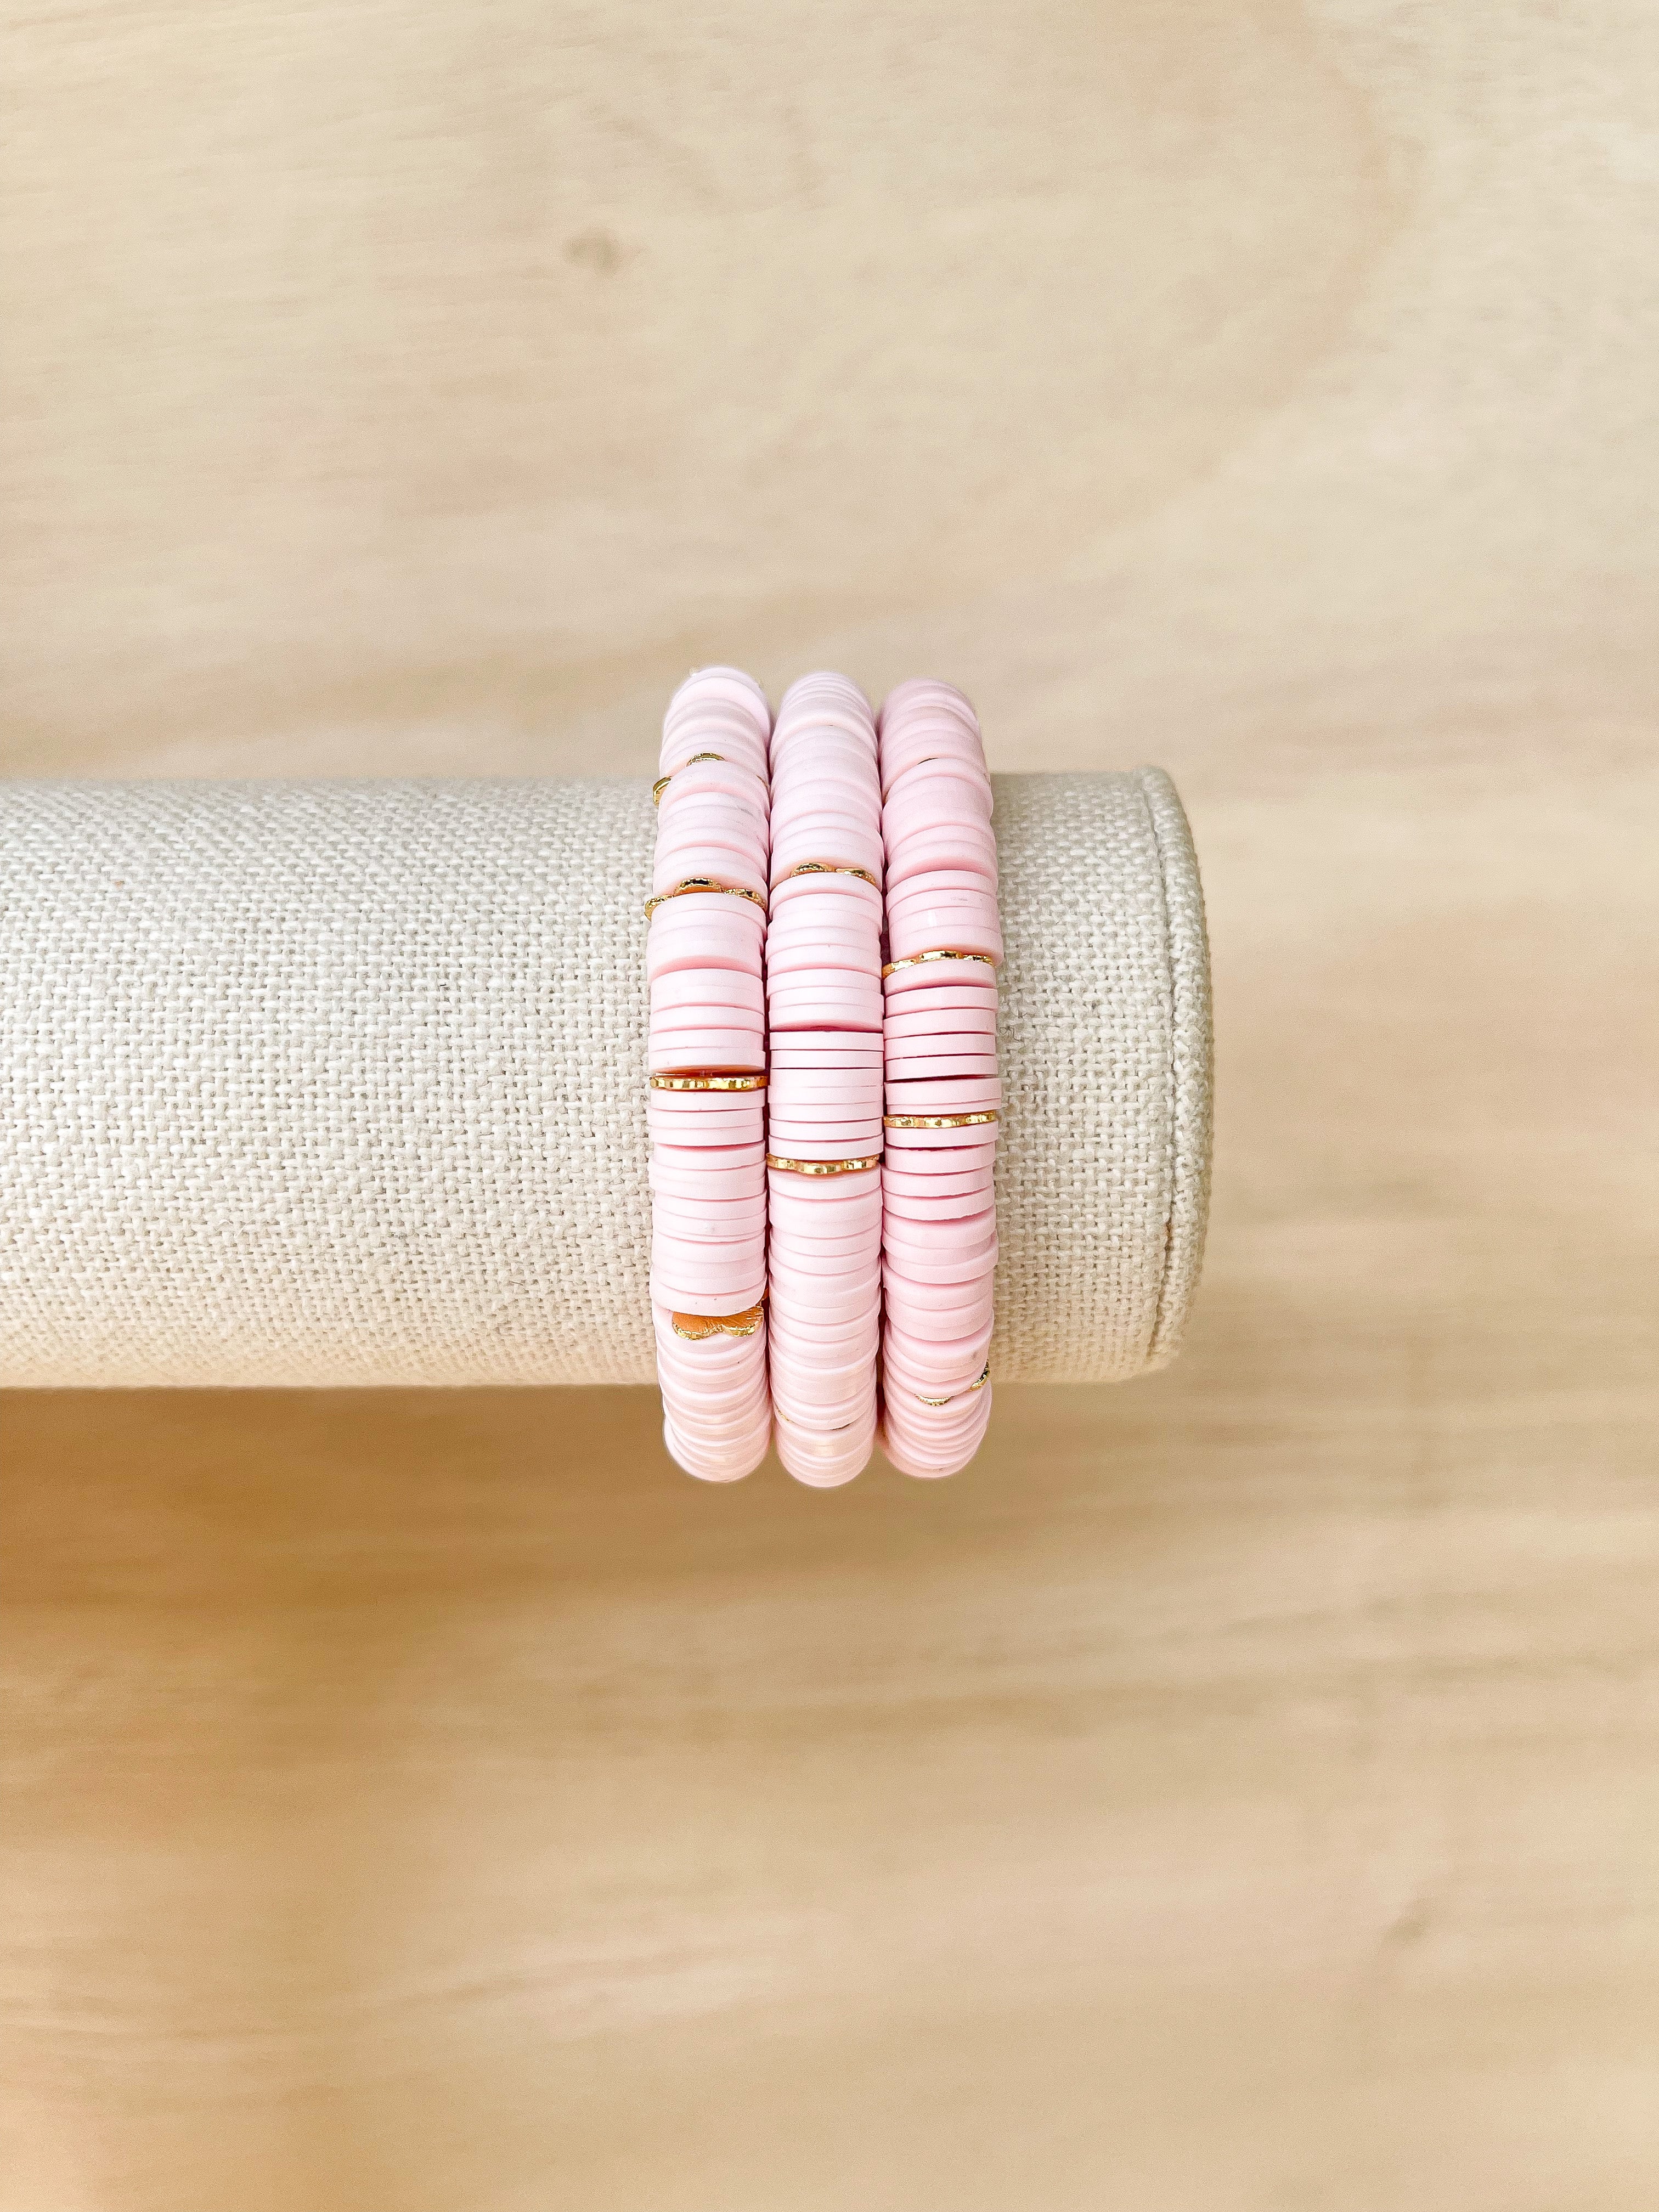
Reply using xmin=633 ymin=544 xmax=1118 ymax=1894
xmin=654 ymin=753 xmax=768 ymax=804
xmin=917 ymin=1361 xmax=991 ymax=1407
xmin=881 ymin=948 xmax=998 ymax=978
xmin=644 ymin=877 xmax=768 ymax=919
xmin=882 ymin=1110 xmax=999 ymax=1130
xmin=781 ymin=862 xmax=881 ymax=887
xmin=765 ymin=1153 xmax=882 ymax=1176
xmin=669 ymin=1304 xmax=764 ymax=1340
xmin=648 ymin=1072 xmax=766 ymax=1091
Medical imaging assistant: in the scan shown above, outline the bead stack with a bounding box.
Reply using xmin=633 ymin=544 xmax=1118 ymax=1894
xmin=875 ymin=680 xmax=1002 ymax=1477
xmin=647 ymin=667 xmax=775 ymax=1481
xmin=764 ymin=674 xmax=885 ymax=1487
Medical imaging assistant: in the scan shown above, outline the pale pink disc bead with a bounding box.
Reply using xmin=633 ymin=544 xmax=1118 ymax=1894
xmin=652 ymin=668 xmax=776 ymax=1485
xmin=766 ymin=670 xmax=882 ymax=1488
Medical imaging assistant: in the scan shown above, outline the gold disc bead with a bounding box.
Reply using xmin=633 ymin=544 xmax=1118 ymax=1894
xmin=765 ymin=1154 xmax=882 ymax=1176
xmin=648 ymin=1072 xmax=767 ymax=1091
xmin=644 ymin=877 xmax=768 ymax=919
xmin=882 ymin=1110 xmax=999 ymax=1130
xmin=781 ymin=862 xmax=881 ymax=887
xmin=669 ymin=1304 xmax=764 ymax=1341
xmin=917 ymin=1361 xmax=992 ymax=1407
xmin=881 ymin=947 xmax=998 ymax=978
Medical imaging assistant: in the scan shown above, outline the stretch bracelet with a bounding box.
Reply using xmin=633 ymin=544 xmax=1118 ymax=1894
xmin=764 ymin=673 xmax=885 ymax=1488
xmin=876 ymin=679 xmax=1001 ymax=1478
xmin=647 ymin=666 xmax=774 ymax=1482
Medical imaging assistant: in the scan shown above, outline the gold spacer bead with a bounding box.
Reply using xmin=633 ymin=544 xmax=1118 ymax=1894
xmin=654 ymin=754 xmax=768 ymax=804
xmin=648 ymin=1072 xmax=766 ymax=1091
xmin=781 ymin=862 xmax=881 ymax=887
xmin=765 ymin=1153 xmax=882 ymax=1176
xmin=881 ymin=1110 xmax=999 ymax=1130
xmin=917 ymin=1361 xmax=991 ymax=1407
xmin=881 ymin=948 xmax=998 ymax=978
xmin=669 ymin=1303 xmax=764 ymax=1340
xmin=644 ymin=877 xmax=768 ymax=919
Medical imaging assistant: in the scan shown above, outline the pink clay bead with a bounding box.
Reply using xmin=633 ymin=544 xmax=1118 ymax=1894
xmin=650 ymin=1165 xmax=765 ymax=1201
xmin=646 ymin=934 xmax=764 ymax=986
xmin=650 ymin=1035 xmax=766 ymax=1070
xmin=650 ymin=1232 xmax=763 ymax=1276
xmin=767 ymin=1193 xmax=883 ymax=1226
xmin=770 ymin=1036 xmax=884 ymax=1061
xmin=881 ymin=1147 xmax=997 ymax=1183
xmin=660 ymin=726 xmax=769 ymax=778
xmin=653 ymin=971 xmax=765 ymax=1014
xmin=884 ymin=826 xmax=997 ymax=887
xmin=658 ymin=757 xmax=768 ymax=805
xmin=656 ymin=787 xmax=767 ymax=832
xmin=883 ymin=784 xmax=995 ymax=850
xmin=882 ymin=960 xmax=998 ymax=1000
xmin=881 ymin=1246 xmax=997 ymax=1289
xmin=883 ymin=1157 xmax=994 ymax=1189
xmin=653 ymin=1137 xmax=765 ymax=1167
xmin=884 ymin=758 xmax=992 ymax=813
xmin=770 ymin=870 xmax=882 ymax=909
xmin=884 ymin=1323 xmax=994 ymax=1381
xmin=886 ymin=905 xmax=1003 ymax=965
xmin=887 ymin=1287 xmax=994 ymax=1336
xmin=883 ymin=1034 xmax=997 ymax=1061
xmin=767 ymin=1133 xmax=883 ymax=1160
xmin=652 ymin=843 xmax=767 ymax=894
xmin=879 ymin=1271 xmax=991 ymax=1316
xmin=768 ymin=1069 xmax=883 ymax=1094
xmin=881 ymin=1122 xmax=999 ymax=1156
xmin=886 ymin=1076 xmax=1003 ymax=1111
xmin=663 ymin=1427 xmax=770 ymax=1485
xmin=650 ymin=1276 xmax=768 ymax=1319
xmin=646 ymin=1085 xmax=765 ymax=1116
xmin=886 ymin=1059 xmax=1000 ymax=1090
xmin=884 ymin=1006 xmax=997 ymax=1039
xmin=883 ymin=1185 xmax=996 ymax=1222
xmin=881 ymin=1207 xmax=994 ymax=1253
xmin=766 ymin=940 xmax=881 ymax=975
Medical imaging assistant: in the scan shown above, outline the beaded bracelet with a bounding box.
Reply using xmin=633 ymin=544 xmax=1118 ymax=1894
xmin=764 ymin=674 xmax=885 ymax=1487
xmin=647 ymin=667 xmax=774 ymax=1482
xmin=875 ymin=680 xmax=1000 ymax=1477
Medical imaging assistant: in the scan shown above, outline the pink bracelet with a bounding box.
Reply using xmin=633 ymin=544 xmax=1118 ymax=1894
xmin=765 ymin=674 xmax=884 ymax=1487
xmin=876 ymin=680 xmax=999 ymax=1478
xmin=648 ymin=668 xmax=774 ymax=1482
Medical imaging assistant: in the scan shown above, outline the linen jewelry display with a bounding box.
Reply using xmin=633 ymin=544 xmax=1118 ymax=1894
xmin=876 ymin=680 xmax=1002 ymax=1477
xmin=763 ymin=674 xmax=886 ymax=1488
xmin=647 ymin=667 xmax=775 ymax=1482
xmin=2 ymin=771 xmax=1210 ymax=1390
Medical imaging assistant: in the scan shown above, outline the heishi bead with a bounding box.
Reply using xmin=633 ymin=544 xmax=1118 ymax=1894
xmin=876 ymin=679 xmax=999 ymax=1479
xmin=764 ymin=674 xmax=885 ymax=1486
xmin=649 ymin=668 xmax=774 ymax=1481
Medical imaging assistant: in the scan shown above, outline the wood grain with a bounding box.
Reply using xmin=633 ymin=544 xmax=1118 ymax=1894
xmin=3 ymin=1 xmax=1658 ymax=2205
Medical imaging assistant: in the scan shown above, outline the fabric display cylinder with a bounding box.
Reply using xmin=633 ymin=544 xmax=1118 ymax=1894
xmin=0 ymin=769 xmax=1211 ymax=1390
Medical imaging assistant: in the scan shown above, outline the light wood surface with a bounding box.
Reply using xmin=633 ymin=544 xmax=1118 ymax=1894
xmin=4 ymin=3 xmax=1658 ymax=2207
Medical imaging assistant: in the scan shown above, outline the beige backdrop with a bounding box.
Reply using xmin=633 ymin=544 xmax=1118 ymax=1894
xmin=4 ymin=3 xmax=1658 ymax=2208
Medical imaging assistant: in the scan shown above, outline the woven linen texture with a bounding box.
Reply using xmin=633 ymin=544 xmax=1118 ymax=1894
xmin=1 ymin=772 xmax=1209 ymax=1386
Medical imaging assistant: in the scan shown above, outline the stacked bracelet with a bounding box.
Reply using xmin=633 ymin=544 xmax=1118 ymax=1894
xmin=647 ymin=667 xmax=774 ymax=1481
xmin=764 ymin=675 xmax=885 ymax=1487
xmin=876 ymin=680 xmax=1002 ymax=1477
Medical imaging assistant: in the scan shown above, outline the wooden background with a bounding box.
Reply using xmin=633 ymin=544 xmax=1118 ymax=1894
xmin=4 ymin=3 xmax=1657 ymax=2205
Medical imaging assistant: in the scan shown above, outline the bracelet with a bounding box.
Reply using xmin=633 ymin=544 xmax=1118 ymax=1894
xmin=647 ymin=667 xmax=775 ymax=1482
xmin=876 ymin=679 xmax=1000 ymax=1478
xmin=764 ymin=673 xmax=885 ymax=1488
